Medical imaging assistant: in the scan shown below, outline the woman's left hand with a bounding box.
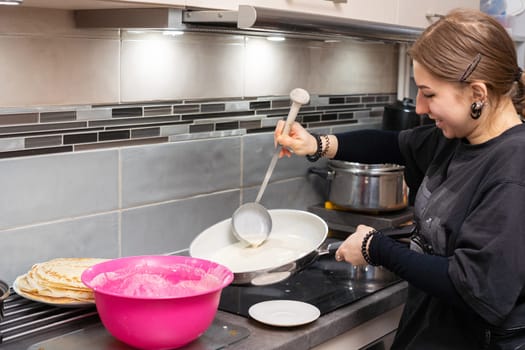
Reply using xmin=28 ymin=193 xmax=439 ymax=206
xmin=335 ymin=224 xmax=376 ymax=265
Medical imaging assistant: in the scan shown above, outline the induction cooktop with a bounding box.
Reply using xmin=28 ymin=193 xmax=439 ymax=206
xmin=218 ymin=239 xmax=402 ymax=317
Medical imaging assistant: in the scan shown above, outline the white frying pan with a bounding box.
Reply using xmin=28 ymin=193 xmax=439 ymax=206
xmin=190 ymin=209 xmax=329 ymax=285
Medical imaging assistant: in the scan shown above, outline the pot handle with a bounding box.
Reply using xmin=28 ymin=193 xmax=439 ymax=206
xmin=308 ymin=167 xmax=334 ymax=180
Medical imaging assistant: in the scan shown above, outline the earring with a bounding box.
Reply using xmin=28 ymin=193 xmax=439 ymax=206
xmin=470 ymin=101 xmax=484 ymax=119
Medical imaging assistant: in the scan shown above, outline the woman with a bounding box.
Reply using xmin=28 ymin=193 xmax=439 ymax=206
xmin=274 ymin=9 xmax=525 ymax=350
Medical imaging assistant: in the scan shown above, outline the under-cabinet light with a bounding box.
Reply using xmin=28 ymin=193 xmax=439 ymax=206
xmin=0 ymin=0 xmax=23 ymax=4
xmin=162 ymin=30 xmax=184 ymax=36
xmin=266 ymin=36 xmax=286 ymax=42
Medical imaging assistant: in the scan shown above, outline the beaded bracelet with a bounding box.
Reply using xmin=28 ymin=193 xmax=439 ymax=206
xmin=361 ymin=229 xmax=379 ymax=266
xmin=320 ymin=134 xmax=330 ymax=157
xmin=306 ymin=133 xmax=323 ymax=162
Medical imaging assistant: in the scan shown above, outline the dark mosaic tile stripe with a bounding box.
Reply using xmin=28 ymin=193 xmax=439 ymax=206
xmin=64 ymin=132 xmax=98 ymax=145
xmin=144 ymin=106 xmax=172 ymax=116
xmin=364 ymin=102 xmax=391 ymax=108
xmin=249 ymin=101 xmax=271 ymax=110
xmin=316 ymin=104 xmax=367 ymax=111
xmin=24 ymin=135 xmax=62 ymax=148
xmin=40 ymin=111 xmax=76 ymax=123
xmin=112 ymin=107 xmax=143 ymax=118
xmin=181 ymin=110 xmax=255 ymax=121
xmin=99 ymin=130 xmax=130 ymax=141
xmin=255 ymin=106 xmax=316 ymax=116
xmin=216 ymin=121 xmax=239 ymax=131
xmin=239 ymin=120 xmax=261 ymax=130
xmin=376 ymin=95 xmax=391 ymax=102
xmin=104 ymin=120 xmax=191 ymax=131
xmin=0 ymin=127 xmax=103 ymax=139
xmin=301 ymin=114 xmax=321 ymax=123
xmin=131 ymin=127 xmax=160 ymax=138
xmin=306 ymin=119 xmax=359 ymax=128
xmin=246 ymin=126 xmax=275 ymax=134
xmin=328 ymin=97 xmax=345 ymax=104
xmin=189 ymin=124 xmax=214 ymax=133
xmin=338 ymin=112 xmax=355 ymax=119
xmin=271 ymin=99 xmax=291 ymax=108
xmin=89 ymin=115 xmax=181 ymax=128
xmin=0 ymin=122 xmax=87 ymax=136
xmin=74 ymin=137 xmax=168 ymax=151
xmin=345 ymin=96 xmax=361 ymax=104
xmin=201 ymin=103 xmax=225 ymax=113
xmin=0 ymin=93 xmax=392 ymax=158
xmin=320 ymin=103 xmax=366 ymax=110
xmin=319 ymin=113 xmax=337 ymax=121
xmin=0 ymin=113 xmax=38 ymax=125
xmin=0 ymin=145 xmax=72 ymax=159
xmin=172 ymin=104 xmax=200 ymax=113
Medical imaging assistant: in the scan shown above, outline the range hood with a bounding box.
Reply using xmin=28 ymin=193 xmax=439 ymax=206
xmin=75 ymin=5 xmax=422 ymax=42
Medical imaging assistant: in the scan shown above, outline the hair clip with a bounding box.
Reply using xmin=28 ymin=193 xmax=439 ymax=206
xmin=459 ymin=53 xmax=482 ymax=82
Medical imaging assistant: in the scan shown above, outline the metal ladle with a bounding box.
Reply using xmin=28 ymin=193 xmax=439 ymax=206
xmin=232 ymin=88 xmax=311 ymax=247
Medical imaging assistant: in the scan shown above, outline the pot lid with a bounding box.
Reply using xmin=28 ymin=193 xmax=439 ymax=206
xmin=329 ymin=160 xmax=404 ymax=174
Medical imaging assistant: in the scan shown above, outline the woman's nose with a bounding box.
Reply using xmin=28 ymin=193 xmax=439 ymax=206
xmin=415 ymin=94 xmax=429 ymax=115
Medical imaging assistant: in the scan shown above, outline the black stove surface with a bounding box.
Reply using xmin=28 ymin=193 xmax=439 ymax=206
xmin=308 ymin=204 xmax=414 ymax=234
xmin=218 ymin=240 xmax=402 ymax=317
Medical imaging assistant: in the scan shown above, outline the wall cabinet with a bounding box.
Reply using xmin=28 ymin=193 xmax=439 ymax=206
xmin=185 ymin=0 xmax=479 ymax=28
xmin=25 ymin=0 xmax=480 ymax=29
xmin=397 ymin=0 xmax=480 ymax=28
xmin=186 ymin=0 xmax=398 ymax=25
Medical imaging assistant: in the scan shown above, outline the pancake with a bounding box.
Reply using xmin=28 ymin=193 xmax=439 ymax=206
xmin=32 ymin=258 xmax=107 ymax=291
xmin=15 ymin=257 xmax=108 ymax=305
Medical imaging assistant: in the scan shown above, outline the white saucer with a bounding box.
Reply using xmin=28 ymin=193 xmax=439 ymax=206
xmin=248 ymin=300 xmax=321 ymax=327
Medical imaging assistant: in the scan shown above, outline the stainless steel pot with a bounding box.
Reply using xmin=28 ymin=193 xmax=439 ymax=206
xmin=310 ymin=160 xmax=408 ymax=212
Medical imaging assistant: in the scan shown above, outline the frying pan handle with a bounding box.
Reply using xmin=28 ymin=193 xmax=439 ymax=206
xmin=317 ymin=241 xmax=343 ymax=257
xmin=321 ymin=225 xmax=416 ymax=257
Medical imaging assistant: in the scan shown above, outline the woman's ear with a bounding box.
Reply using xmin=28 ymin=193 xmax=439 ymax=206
xmin=470 ymin=81 xmax=488 ymax=101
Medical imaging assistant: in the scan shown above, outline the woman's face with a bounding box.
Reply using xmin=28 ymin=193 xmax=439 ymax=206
xmin=413 ymin=61 xmax=474 ymax=139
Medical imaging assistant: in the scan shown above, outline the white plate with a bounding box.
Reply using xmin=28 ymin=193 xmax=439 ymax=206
xmin=12 ymin=276 xmax=94 ymax=308
xmin=248 ymin=300 xmax=320 ymax=327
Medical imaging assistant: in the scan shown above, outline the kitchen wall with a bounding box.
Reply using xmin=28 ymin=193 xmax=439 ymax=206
xmin=0 ymin=7 xmax=398 ymax=284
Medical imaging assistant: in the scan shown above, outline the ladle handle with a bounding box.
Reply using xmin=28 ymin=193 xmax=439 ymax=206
xmin=281 ymin=102 xmax=301 ymax=136
xmin=280 ymin=88 xmax=310 ymax=136
xmin=254 ymin=88 xmax=310 ymax=204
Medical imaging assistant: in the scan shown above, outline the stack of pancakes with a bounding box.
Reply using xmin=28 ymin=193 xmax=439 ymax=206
xmin=15 ymin=257 xmax=108 ymax=305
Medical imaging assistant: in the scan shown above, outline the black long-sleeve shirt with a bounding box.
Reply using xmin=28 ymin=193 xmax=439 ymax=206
xmin=333 ymin=128 xmax=466 ymax=308
xmin=333 ymin=125 xmax=525 ymax=348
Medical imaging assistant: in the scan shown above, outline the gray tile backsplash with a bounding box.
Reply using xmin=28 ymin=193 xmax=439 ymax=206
xmin=0 ymin=213 xmax=119 ymax=284
xmin=0 ymin=7 xmax=398 ymax=285
xmin=0 ymin=150 xmax=119 ymax=231
xmin=0 ymin=109 xmax=384 ymax=285
xmin=120 ymin=137 xmax=241 ymax=208
xmin=121 ymin=191 xmax=239 ymax=256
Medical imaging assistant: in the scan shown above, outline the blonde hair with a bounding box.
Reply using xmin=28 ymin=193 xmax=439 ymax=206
xmin=408 ymin=8 xmax=524 ymax=115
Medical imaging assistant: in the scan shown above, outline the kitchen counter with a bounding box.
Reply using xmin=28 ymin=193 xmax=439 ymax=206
xmin=214 ymin=281 xmax=407 ymax=350
xmin=1 ymin=281 xmax=407 ymax=350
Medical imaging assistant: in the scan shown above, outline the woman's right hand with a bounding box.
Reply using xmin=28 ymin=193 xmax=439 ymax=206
xmin=274 ymin=120 xmax=317 ymax=158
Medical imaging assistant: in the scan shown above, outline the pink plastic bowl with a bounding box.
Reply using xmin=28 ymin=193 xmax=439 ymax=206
xmin=81 ymin=255 xmax=233 ymax=350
